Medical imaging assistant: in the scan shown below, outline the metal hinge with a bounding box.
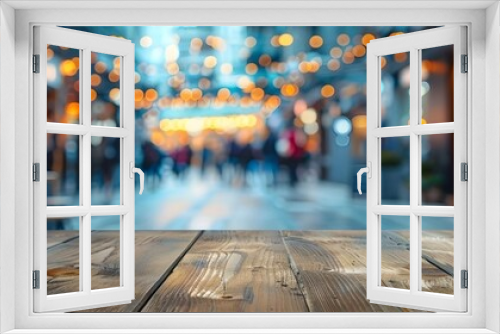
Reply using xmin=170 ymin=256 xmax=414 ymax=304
xmin=461 ymin=54 xmax=468 ymax=73
xmin=461 ymin=270 xmax=468 ymax=289
xmin=33 ymin=54 xmax=40 ymax=73
xmin=32 ymin=270 xmax=40 ymax=289
xmin=33 ymin=163 xmax=40 ymax=182
xmin=461 ymin=162 xmax=468 ymax=181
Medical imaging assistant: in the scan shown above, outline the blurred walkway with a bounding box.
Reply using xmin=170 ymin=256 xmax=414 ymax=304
xmin=130 ymin=168 xmax=368 ymax=230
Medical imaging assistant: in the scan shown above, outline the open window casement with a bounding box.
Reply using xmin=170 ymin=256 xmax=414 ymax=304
xmin=360 ymin=26 xmax=467 ymax=312
xmin=33 ymin=26 xmax=142 ymax=312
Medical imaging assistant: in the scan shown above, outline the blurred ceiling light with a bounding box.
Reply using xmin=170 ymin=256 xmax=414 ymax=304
xmin=309 ymin=35 xmax=323 ymax=48
xmin=278 ymin=33 xmax=294 ymax=47
xmin=140 ymin=36 xmax=153 ymax=48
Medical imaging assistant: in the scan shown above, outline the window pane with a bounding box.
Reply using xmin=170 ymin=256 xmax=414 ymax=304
xmin=381 ymin=136 xmax=410 ymax=205
xmin=421 ymin=45 xmax=454 ymax=124
xmin=47 ymin=217 xmax=80 ymax=295
xmin=421 ymin=133 xmax=454 ymax=206
xmin=380 ymin=52 xmax=410 ymax=127
xmin=421 ymin=217 xmax=454 ymax=294
xmin=47 ymin=134 xmax=80 ymax=206
xmin=91 ymin=52 xmax=121 ymax=127
xmin=91 ymin=216 xmax=121 ymax=290
xmin=380 ymin=215 xmax=410 ymax=290
xmin=47 ymin=45 xmax=80 ymax=124
xmin=91 ymin=137 xmax=121 ymax=205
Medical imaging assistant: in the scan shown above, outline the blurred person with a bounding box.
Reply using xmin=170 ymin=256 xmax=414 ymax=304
xmin=282 ymin=125 xmax=307 ymax=187
xmin=141 ymin=140 xmax=166 ymax=188
xmin=262 ymin=128 xmax=279 ymax=187
xmin=172 ymin=144 xmax=192 ymax=179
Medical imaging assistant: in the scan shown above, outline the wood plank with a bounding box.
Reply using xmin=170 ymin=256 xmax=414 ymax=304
xmin=282 ymin=231 xmax=449 ymax=312
xmin=141 ymin=231 xmax=309 ymax=312
xmin=396 ymin=230 xmax=454 ymax=294
xmin=47 ymin=230 xmax=79 ymax=248
xmin=46 ymin=230 xmax=199 ymax=312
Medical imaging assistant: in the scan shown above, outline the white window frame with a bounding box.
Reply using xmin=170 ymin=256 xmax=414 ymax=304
xmin=33 ymin=26 xmax=136 ymax=313
xmin=365 ymin=26 xmax=467 ymax=312
xmin=0 ymin=1 xmax=499 ymax=333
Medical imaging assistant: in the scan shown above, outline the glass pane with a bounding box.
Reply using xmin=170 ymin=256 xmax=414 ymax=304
xmin=91 ymin=137 xmax=121 ymax=205
xmin=47 ymin=217 xmax=80 ymax=295
xmin=47 ymin=134 xmax=80 ymax=206
xmin=91 ymin=216 xmax=121 ymax=290
xmin=421 ymin=45 xmax=454 ymax=124
xmin=380 ymin=52 xmax=410 ymax=127
xmin=421 ymin=133 xmax=454 ymax=206
xmin=91 ymin=52 xmax=121 ymax=127
xmin=421 ymin=216 xmax=454 ymax=294
xmin=380 ymin=215 xmax=410 ymax=290
xmin=381 ymin=136 xmax=410 ymax=205
xmin=47 ymin=45 xmax=80 ymax=124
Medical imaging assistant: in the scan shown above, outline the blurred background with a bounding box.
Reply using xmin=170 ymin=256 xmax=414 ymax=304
xmin=46 ymin=26 xmax=455 ymax=230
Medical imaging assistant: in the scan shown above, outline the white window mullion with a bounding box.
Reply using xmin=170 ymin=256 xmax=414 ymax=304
xmin=82 ymin=47 xmax=92 ymax=294
xmin=409 ymin=47 xmax=420 ymax=295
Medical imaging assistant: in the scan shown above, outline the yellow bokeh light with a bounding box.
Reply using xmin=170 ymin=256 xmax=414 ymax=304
xmin=60 ymin=60 xmax=78 ymax=76
xmin=180 ymin=88 xmax=193 ymax=101
xmin=281 ymin=83 xmax=299 ymax=97
xmin=278 ymin=33 xmax=294 ymax=47
xmin=300 ymin=108 xmax=317 ymax=124
xmin=65 ymin=102 xmax=79 ymax=118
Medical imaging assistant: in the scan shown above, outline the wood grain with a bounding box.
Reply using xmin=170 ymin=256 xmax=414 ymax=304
xmin=140 ymin=231 xmax=309 ymax=312
xmin=282 ymin=230 xmax=409 ymax=312
xmin=47 ymin=230 xmax=200 ymax=312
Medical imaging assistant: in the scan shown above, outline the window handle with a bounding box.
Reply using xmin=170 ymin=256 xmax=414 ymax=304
xmin=129 ymin=161 xmax=144 ymax=195
xmin=357 ymin=162 xmax=371 ymax=195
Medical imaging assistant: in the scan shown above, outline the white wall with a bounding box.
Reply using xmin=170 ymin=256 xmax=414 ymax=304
xmin=485 ymin=2 xmax=500 ymax=333
xmin=0 ymin=2 xmax=16 ymax=333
